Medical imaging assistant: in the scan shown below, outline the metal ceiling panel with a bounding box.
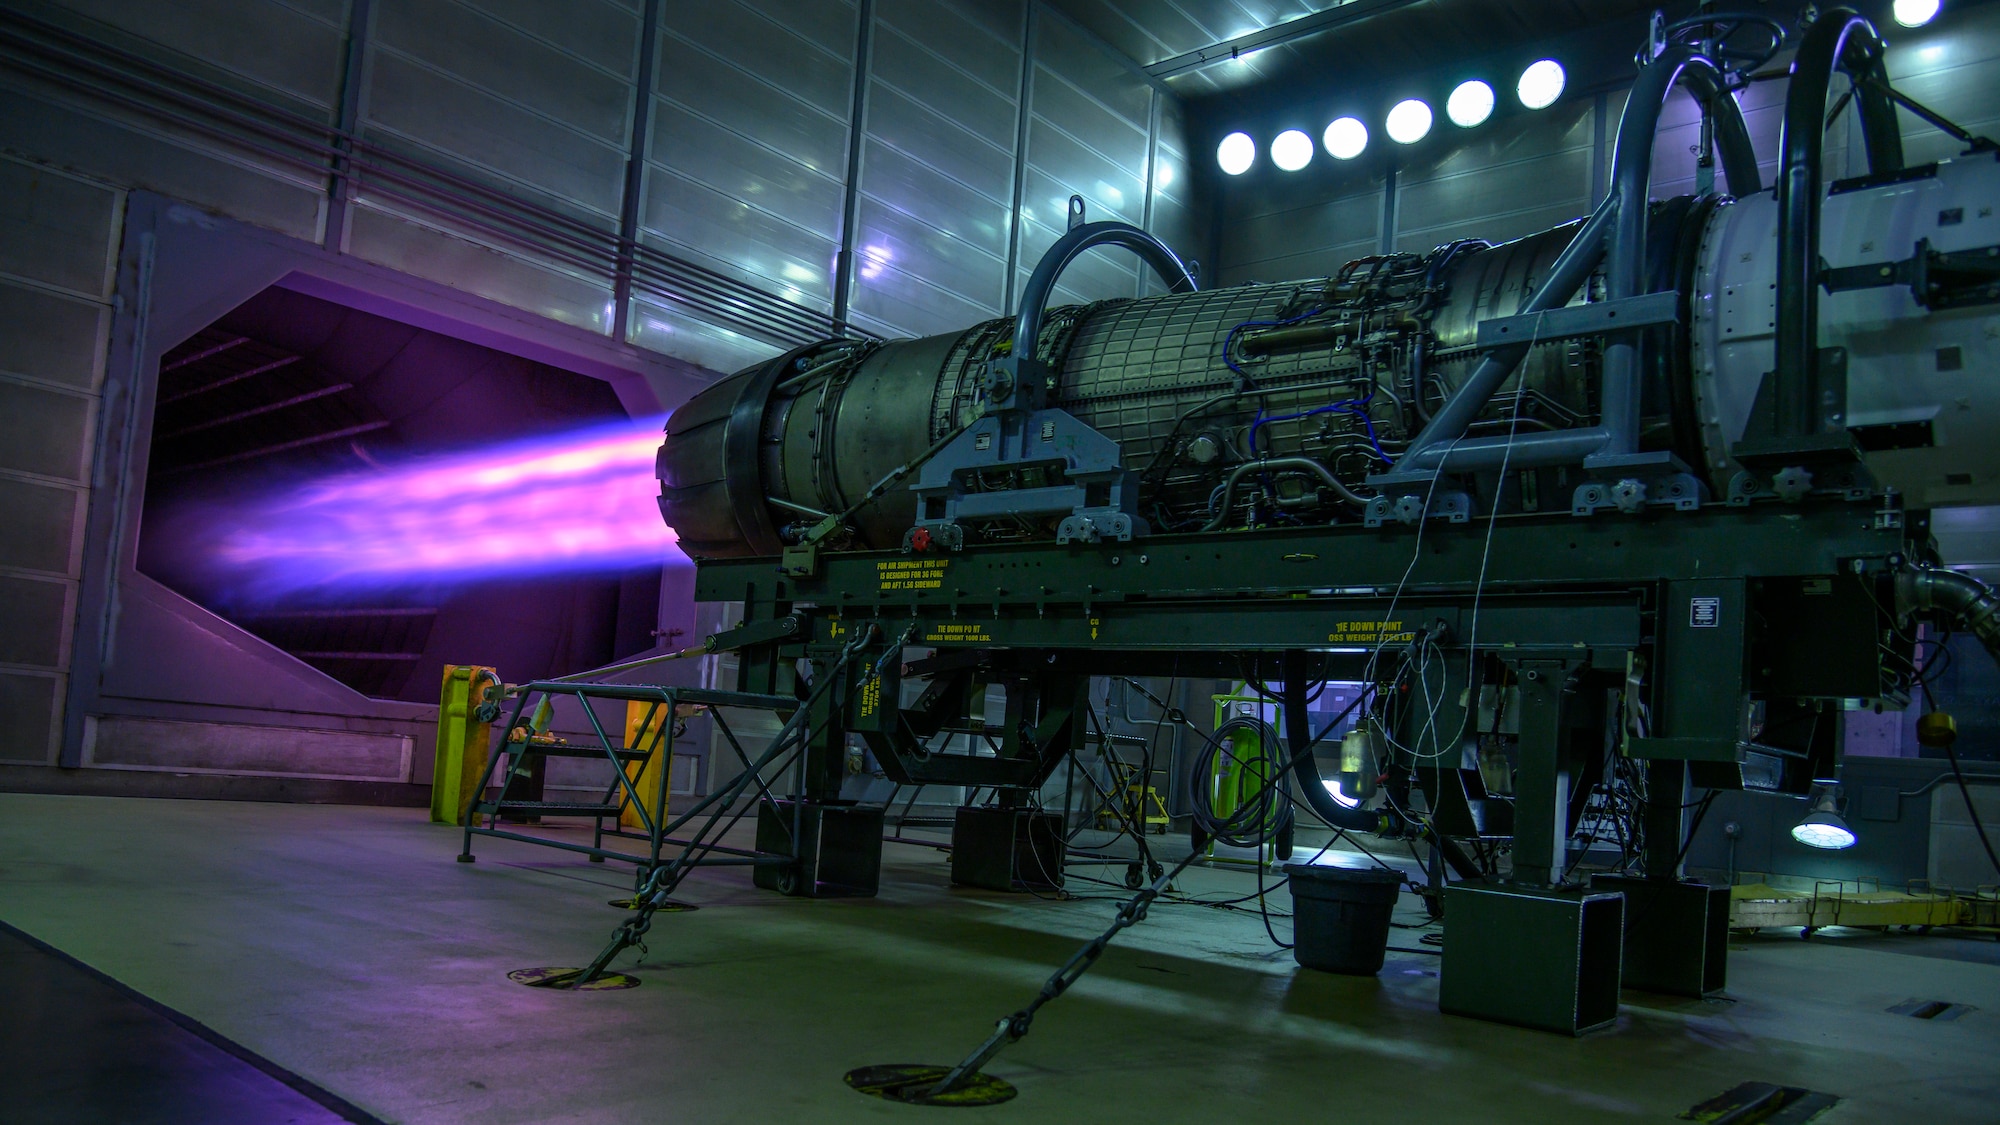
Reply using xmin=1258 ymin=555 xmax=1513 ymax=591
xmin=1044 ymin=0 xmax=1661 ymax=96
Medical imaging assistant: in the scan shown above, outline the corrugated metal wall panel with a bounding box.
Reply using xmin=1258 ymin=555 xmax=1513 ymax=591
xmin=1395 ymin=98 xmax=1595 ymax=254
xmin=344 ymin=203 xmax=617 ymax=332
xmin=0 ymin=158 xmax=118 ymax=297
xmin=1150 ymin=93 xmax=1194 ymax=233
xmin=877 ymin=0 xmax=1018 ymax=91
xmin=1026 ymin=116 xmax=1147 ymax=224
xmin=648 ymin=110 xmax=846 ymax=238
xmin=1031 ymin=6 xmax=1150 ymax=124
xmin=0 ymin=477 xmax=83 ymax=575
xmin=46 ymin=0 xmax=345 ymax=108
xmin=1226 ymin=188 xmax=1380 ymax=282
xmin=863 ymin=83 xmax=1016 ymax=204
xmin=626 ymin=293 xmax=785 ymax=374
xmin=376 ymin=1 xmax=634 ymax=140
xmin=350 ymin=0 xmax=639 ymax=332
xmin=846 ymin=0 xmax=1020 ymax=337
xmin=642 ymin=2 xmax=855 ymax=318
xmin=652 ymin=37 xmax=850 ymax=177
xmin=665 ymin=3 xmax=854 ymax=116
xmin=641 ymin=167 xmax=840 ymax=310
xmin=363 ymin=51 xmax=629 ymax=218
xmin=1015 ymin=12 xmax=1160 ymax=309
xmin=848 ymin=253 xmax=1002 ymax=339
xmin=366 ymin=0 xmax=636 ymax=220
xmin=869 ymin=23 xmax=1017 ymax=148
xmin=0 ymin=42 xmax=327 ymax=241
xmin=453 ymin=0 xmax=639 ymax=72
xmin=0 ymin=287 xmax=107 ymax=397
xmin=731 ymin=0 xmax=856 ymax=65
xmin=6 ymin=0 xmax=1204 ymax=363
xmin=0 ymin=153 xmax=119 ymax=764
xmin=1032 ymin=70 xmax=1149 ymax=176
xmin=860 ymin=128 xmax=1015 ymax=260
xmin=1219 ymin=165 xmax=1382 ymax=286
xmin=855 ymin=192 xmax=1006 ymax=303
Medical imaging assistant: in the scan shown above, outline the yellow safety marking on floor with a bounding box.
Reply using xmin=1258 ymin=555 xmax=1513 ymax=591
xmin=506 ymin=966 xmax=640 ymax=991
xmin=844 ymin=1065 xmax=1016 ymax=1107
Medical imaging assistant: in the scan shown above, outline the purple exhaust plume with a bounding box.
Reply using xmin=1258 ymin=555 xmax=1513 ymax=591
xmin=207 ymin=416 xmax=683 ymax=597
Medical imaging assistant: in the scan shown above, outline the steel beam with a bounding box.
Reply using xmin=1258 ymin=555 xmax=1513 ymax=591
xmin=1142 ymin=0 xmax=1424 ymax=80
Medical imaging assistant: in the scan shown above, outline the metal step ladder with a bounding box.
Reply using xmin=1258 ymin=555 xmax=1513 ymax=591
xmin=458 ymin=681 xmax=811 ymax=882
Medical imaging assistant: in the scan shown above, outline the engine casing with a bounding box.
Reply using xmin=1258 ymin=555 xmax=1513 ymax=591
xmin=660 ymin=155 xmax=1999 ymax=559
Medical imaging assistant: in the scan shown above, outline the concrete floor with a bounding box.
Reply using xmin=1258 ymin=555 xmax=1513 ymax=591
xmin=2 ymin=793 xmax=1997 ymax=1124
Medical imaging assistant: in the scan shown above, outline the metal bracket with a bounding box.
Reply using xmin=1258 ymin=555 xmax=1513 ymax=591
xmin=908 ymin=408 xmax=1148 ymax=545
xmin=1474 ymin=291 xmax=1681 ymax=351
xmin=703 ymin=614 xmax=805 ymax=652
xmin=1363 ymin=489 xmax=1472 ymax=527
xmin=1822 ymin=238 xmax=2000 ymax=310
xmin=1571 ymin=472 xmax=1705 ymax=516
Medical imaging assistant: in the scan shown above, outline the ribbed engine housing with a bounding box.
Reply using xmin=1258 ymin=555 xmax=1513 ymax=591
xmin=660 ymin=155 xmax=1999 ymax=559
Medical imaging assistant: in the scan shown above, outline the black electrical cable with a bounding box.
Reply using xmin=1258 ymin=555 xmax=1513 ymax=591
xmin=1943 ymin=739 xmax=2000 ymax=877
xmin=1911 ymin=635 xmax=2000 ymax=875
xmin=1674 ymin=790 xmax=1718 ymax=869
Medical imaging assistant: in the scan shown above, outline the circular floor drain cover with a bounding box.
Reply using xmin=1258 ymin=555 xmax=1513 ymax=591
xmin=507 ymin=966 xmax=640 ymax=991
xmin=606 ymin=897 xmax=699 ymax=912
xmin=844 ymin=1065 xmax=1017 ymax=1107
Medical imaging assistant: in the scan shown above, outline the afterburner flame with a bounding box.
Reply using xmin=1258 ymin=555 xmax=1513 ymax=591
xmin=209 ymin=415 xmax=682 ymax=596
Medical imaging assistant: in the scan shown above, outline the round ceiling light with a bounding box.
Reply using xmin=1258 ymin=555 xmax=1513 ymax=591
xmin=1447 ymin=79 xmax=1495 ymax=128
xmin=1217 ymin=131 xmax=1256 ymax=176
xmin=1323 ymin=116 xmax=1368 ymax=159
xmin=1385 ymin=99 xmax=1433 ymax=145
xmin=1271 ymin=128 xmax=1314 ymax=171
xmin=1894 ymin=0 xmax=1941 ymax=26
xmin=1517 ymin=59 xmax=1566 ymax=109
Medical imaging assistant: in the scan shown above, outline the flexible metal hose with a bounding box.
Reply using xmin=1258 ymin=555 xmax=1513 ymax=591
xmin=1897 ymin=565 xmax=2000 ymax=663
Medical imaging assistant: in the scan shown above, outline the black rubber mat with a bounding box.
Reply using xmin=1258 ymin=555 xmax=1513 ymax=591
xmin=0 ymin=921 xmax=383 ymax=1125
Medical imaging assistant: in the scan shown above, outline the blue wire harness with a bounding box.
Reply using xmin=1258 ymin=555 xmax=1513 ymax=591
xmin=1222 ymin=306 xmax=1395 ymax=466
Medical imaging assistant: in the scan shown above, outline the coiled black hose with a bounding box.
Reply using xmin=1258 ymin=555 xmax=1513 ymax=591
xmin=1189 ymin=715 xmax=1294 ymax=850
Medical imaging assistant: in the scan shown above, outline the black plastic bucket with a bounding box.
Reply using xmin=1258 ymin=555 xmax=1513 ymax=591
xmin=1284 ymin=863 xmax=1403 ymax=975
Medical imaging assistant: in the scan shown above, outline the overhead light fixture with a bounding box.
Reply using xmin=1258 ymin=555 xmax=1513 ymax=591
xmin=1447 ymin=79 xmax=1495 ymax=127
xmin=1385 ymin=99 xmax=1433 ymax=145
xmin=1894 ymin=0 xmax=1941 ymax=26
xmin=1217 ymin=131 xmax=1256 ymax=176
xmin=1323 ymin=116 xmax=1368 ymax=159
xmin=1271 ymin=128 xmax=1314 ymax=171
xmin=1517 ymin=59 xmax=1566 ymax=109
xmin=1791 ymin=789 xmax=1858 ymax=850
